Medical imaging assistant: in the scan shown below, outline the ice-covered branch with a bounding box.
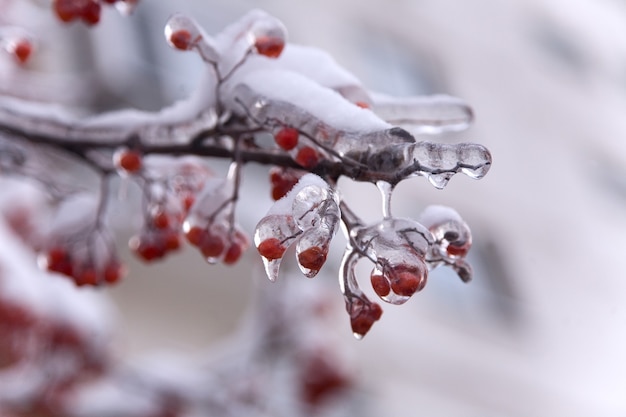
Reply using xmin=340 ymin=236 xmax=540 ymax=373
xmin=0 ymin=8 xmax=492 ymax=340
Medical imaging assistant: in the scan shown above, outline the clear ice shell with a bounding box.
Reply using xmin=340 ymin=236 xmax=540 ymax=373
xmin=295 ymin=228 xmax=331 ymax=278
xmin=292 ymin=185 xmax=327 ymax=229
xmin=371 ymin=264 xmax=411 ymax=305
xmin=247 ymin=15 xmax=287 ymax=46
xmin=254 ymin=215 xmax=299 ymax=281
xmin=405 ymin=142 xmax=492 ymax=187
xmin=164 ymin=13 xmax=219 ymax=62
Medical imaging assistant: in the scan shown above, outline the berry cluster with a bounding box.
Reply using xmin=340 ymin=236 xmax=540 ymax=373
xmin=125 ymin=156 xmax=231 ymax=264
xmin=346 ymin=296 xmax=383 ymax=339
xmin=53 ymin=0 xmax=137 ymax=26
xmin=180 ymin=171 xmax=250 ymax=265
xmin=271 ymin=127 xmax=322 ymax=169
xmin=184 ymin=223 xmax=249 ymax=265
xmin=299 ymin=349 xmax=352 ymax=406
xmin=129 ymin=205 xmax=183 ymax=262
xmin=40 ymin=243 xmax=124 ymax=286
xmin=269 ymin=167 xmax=302 ymax=201
xmin=351 ymin=218 xmax=432 ymax=305
xmin=255 ymin=174 xmax=340 ymax=281
xmin=0 ymin=295 xmax=106 ymax=415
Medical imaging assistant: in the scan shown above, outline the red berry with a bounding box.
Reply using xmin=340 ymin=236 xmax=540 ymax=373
xmin=297 ymin=246 xmax=326 ymax=271
xmin=254 ymin=36 xmax=284 ymax=58
xmin=223 ymin=243 xmax=243 ymax=265
xmin=223 ymin=231 xmax=249 ymax=265
xmin=45 ymin=247 xmax=74 ymax=277
xmin=130 ymin=236 xmax=165 ymax=261
xmin=446 ymin=242 xmax=469 ymax=257
xmin=182 ymin=195 xmax=195 ymax=212
xmin=75 ymin=267 xmax=98 ymax=286
xmin=388 ymin=264 xmax=425 ymax=297
xmin=152 ymin=211 xmax=170 ymax=229
xmin=300 ymin=353 xmax=351 ymax=405
xmin=350 ymin=301 xmax=383 ymax=338
xmin=257 ymin=238 xmax=286 ymax=260
xmin=274 ymin=127 xmax=299 ymax=151
xmin=164 ymin=232 xmax=181 ymax=251
xmin=200 ymin=232 xmax=225 ymax=258
xmin=81 ymin=1 xmax=101 ymax=25
xmin=103 ymin=262 xmax=124 ymax=284
xmin=114 ymin=149 xmax=142 ymax=173
xmin=54 ymin=0 xmax=79 ymax=22
xmin=370 ymin=272 xmax=390 ymax=297
xmin=13 ymin=41 xmax=32 ymax=64
xmin=355 ymin=101 xmax=370 ymax=109
xmin=269 ymin=168 xmax=301 ymax=201
xmin=295 ymin=146 xmax=320 ymax=169
xmin=184 ymin=225 xmax=205 ymax=247
xmin=169 ymin=30 xmax=193 ymax=50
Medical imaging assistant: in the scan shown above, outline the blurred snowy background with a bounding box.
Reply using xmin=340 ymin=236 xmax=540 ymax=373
xmin=3 ymin=0 xmax=626 ymax=416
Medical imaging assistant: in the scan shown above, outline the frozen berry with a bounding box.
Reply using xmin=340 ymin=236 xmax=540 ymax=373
xmin=274 ymin=127 xmax=299 ymax=150
xmin=81 ymin=1 xmax=101 ymax=25
xmin=257 ymin=238 xmax=286 ymax=260
xmin=254 ymin=36 xmax=284 ymax=58
xmin=199 ymin=232 xmax=225 ymax=258
xmin=12 ymin=41 xmax=33 ymax=64
xmin=370 ymin=272 xmax=390 ymax=297
xmin=388 ymin=264 xmax=425 ymax=297
xmin=169 ymin=29 xmax=193 ymax=50
xmin=350 ymin=301 xmax=383 ymax=338
xmin=295 ymin=146 xmax=320 ymax=169
xmin=298 ymin=246 xmax=326 ymax=271
xmin=114 ymin=148 xmax=142 ymax=173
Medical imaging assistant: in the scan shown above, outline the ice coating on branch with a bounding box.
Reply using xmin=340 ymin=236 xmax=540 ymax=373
xmin=255 ymin=174 xmax=340 ymax=281
xmin=371 ymin=92 xmax=474 ymax=134
xmin=419 ymin=205 xmax=473 ymax=282
xmin=0 ymin=77 xmax=218 ymax=145
xmin=403 ymin=141 xmax=492 ymax=188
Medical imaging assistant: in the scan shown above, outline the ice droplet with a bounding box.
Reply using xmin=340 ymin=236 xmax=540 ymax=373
xmin=427 ymin=173 xmax=452 ymax=189
xmin=460 ymin=164 xmax=490 ymax=179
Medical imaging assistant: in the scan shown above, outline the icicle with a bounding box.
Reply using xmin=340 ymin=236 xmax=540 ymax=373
xmin=376 ymin=181 xmax=394 ymax=219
